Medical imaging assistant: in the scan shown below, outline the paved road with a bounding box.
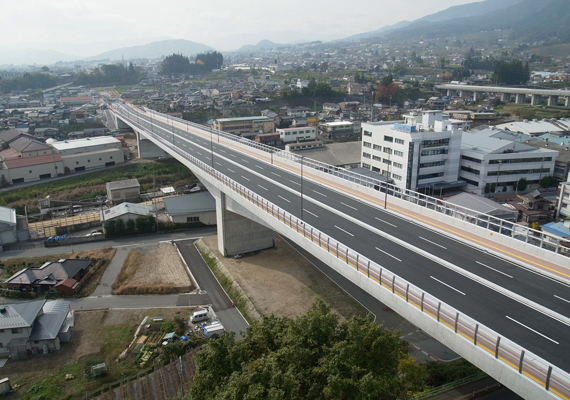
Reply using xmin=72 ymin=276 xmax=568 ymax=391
xmin=119 ymin=106 xmax=570 ymax=372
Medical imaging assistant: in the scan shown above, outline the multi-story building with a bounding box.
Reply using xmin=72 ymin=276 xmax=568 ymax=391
xmin=556 ymin=180 xmax=570 ymax=219
xmin=460 ymin=128 xmax=558 ymax=196
xmin=321 ymin=121 xmax=361 ymax=139
xmin=213 ymin=116 xmax=274 ymax=136
xmin=360 ymin=111 xmax=463 ymax=192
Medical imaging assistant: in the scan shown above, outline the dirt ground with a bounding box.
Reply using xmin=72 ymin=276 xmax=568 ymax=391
xmin=201 ymin=234 xmax=369 ymax=320
xmin=112 ymin=242 xmax=194 ymax=294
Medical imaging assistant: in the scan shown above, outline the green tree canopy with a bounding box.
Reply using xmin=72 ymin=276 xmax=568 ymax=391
xmin=190 ymin=301 xmax=425 ymax=400
xmin=0 ymin=72 xmax=59 ymax=93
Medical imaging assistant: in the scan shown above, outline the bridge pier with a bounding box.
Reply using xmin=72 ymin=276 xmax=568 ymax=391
xmin=501 ymin=93 xmax=510 ymax=102
xmin=216 ymin=192 xmax=274 ymax=257
xmin=115 ymin=115 xmax=133 ymax=130
xmin=531 ymin=94 xmax=542 ymax=106
xmin=472 ymin=92 xmax=481 ymax=102
xmin=515 ymin=94 xmax=526 ymax=104
xmin=548 ymin=95 xmax=559 ymax=107
xmin=135 ymin=130 xmax=168 ymax=159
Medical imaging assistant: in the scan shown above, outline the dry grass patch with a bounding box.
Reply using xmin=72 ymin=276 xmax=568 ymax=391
xmin=112 ymin=242 xmax=194 ymax=295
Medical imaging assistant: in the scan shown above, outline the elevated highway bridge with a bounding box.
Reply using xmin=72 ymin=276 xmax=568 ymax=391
xmin=113 ymin=103 xmax=570 ymax=400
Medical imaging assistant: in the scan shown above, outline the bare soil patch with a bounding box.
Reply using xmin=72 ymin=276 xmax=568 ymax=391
xmin=112 ymin=242 xmax=194 ymax=295
xmin=201 ymin=235 xmax=369 ymax=319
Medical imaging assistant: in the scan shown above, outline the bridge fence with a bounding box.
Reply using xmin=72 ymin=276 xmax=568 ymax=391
xmin=130 ymin=105 xmax=569 ymax=257
xmin=118 ymin=105 xmax=570 ymax=400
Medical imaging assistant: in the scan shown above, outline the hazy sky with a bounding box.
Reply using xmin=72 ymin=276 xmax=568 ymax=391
xmin=1 ymin=0 xmax=484 ymax=55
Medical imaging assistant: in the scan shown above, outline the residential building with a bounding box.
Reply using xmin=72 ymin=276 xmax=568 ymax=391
xmin=0 ymin=206 xmax=17 ymax=249
xmin=0 ymin=299 xmax=72 ymax=359
xmin=6 ymin=259 xmax=92 ymax=293
xmin=460 ymin=128 xmax=558 ymax=196
xmin=361 ymin=112 xmax=463 ymax=192
xmin=444 ymin=192 xmax=518 ymax=223
xmin=496 ymin=118 xmax=570 ymax=137
xmin=59 ymin=96 xmax=94 ymax=107
xmin=277 ymin=126 xmax=316 ymax=144
xmin=213 ymin=116 xmax=274 ymax=136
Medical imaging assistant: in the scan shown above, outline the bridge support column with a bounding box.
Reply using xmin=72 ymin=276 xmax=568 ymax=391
xmin=472 ymin=92 xmax=480 ymax=102
xmin=500 ymin=93 xmax=510 ymax=102
xmin=135 ymin=130 xmax=167 ymax=159
xmin=447 ymin=89 xmax=453 ymax=97
xmin=216 ymin=192 xmax=274 ymax=256
xmin=548 ymin=95 xmax=559 ymax=107
xmin=515 ymin=94 xmax=526 ymax=104
xmin=531 ymin=94 xmax=542 ymax=106
xmin=115 ymin=115 xmax=132 ymax=130
xmin=566 ymin=97 xmax=570 ymax=108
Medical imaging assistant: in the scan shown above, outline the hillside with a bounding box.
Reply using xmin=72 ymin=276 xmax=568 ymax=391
xmin=384 ymin=0 xmax=570 ymax=43
xmin=344 ymin=0 xmax=524 ymax=40
xmin=87 ymin=39 xmax=215 ymax=61
xmin=236 ymin=40 xmax=285 ymax=53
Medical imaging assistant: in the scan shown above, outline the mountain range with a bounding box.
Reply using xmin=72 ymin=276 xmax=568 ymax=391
xmin=2 ymin=0 xmax=570 ymax=66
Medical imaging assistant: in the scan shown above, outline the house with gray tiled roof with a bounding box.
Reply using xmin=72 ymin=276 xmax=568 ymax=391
xmin=0 ymin=299 xmax=72 ymax=359
xmin=6 ymin=259 xmax=92 ymax=293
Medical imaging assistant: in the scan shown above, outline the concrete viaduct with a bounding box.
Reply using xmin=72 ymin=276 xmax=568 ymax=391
xmin=435 ymin=84 xmax=570 ymax=107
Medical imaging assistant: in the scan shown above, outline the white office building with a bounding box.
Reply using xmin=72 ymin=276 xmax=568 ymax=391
xmin=360 ymin=111 xmax=463 ymax=192
xmin=277 ymin=126 xmax=316 ymax=144
xmin=460 ymin=128 xmax=558 ymax=196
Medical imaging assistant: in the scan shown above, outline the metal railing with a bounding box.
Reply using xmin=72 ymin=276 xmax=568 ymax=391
xmin=116 ymin=106 xmax=570 ymax=400
xmin=120 ymin=104 xmax=570 ymax=257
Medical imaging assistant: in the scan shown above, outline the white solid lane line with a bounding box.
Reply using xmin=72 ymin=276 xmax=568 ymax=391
xmin=375 ymin=217 xmax=397 ymax=228
xmin=476 ymin=261 xmax=513 ymax=278
xmin=278 ymin=195 xmax=291 ymax=203
xmin=420 ymin=237 xmax=447 ymax=249
xmin=376 ymin=247 xmax=402 ymax=262
xmin=313 ymin=190 xmax=327 ymax=197
xmin=258 ymin=185 xmax=268 ymax=191
xmin=430 ymin=276 xmax=465 ymax=295
xmin=341 ymin=202 xmax=358 ymax=211
xmin=334 ymin=225 xmax=354 ymax=237
xmin=554 ymin=295 xmax=570 ymax=304
xmin=303 ymin=209 xmax=318 ymax=218
xmin=241 ymin=176 xmax=250 ymax=181
xmin=506 ymin=316 xmax=559 ymax=344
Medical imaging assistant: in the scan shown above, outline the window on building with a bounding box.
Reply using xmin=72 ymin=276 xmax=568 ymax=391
xmin=186 ymin=216 xmax=199 ymax=223
xmin=394 ymin=150 xmax=404 ymax=157
xmin=372 ymin=166 xmax=381 ymax=173
xmin=11 ymin=328 xmax=22 ymax=334
xmin=383 ymin=148 xmax=392 ymax=154
xmin=384 ymin=135 xmax=394 ymax=142
xmin=88 ymin=159 xmax=90 ymax=163
xmin=362 ymin=152 xmax=371 ymax=159
xmin=373 ymin=155 xmax=381 ymax=161
xmin=29 ymin=170 xmax=32 ymax=173
xmin=99 ymin=158 xmax=102 ymax=161
xmin=392 ymin=174 xmax=402 ymax=181
xmin=363 ymin=142 xmax=371 ymax=148
xmin=110 ymin=156 xmax=113 ymax=159
xmin=373 ymin=144 xmax=382 ymax=151
xmin=362 ymin=163 xmax=371 ymax=169
xmin=421 ymin=139 xmax=449 ymax=148
xmin=383 ymin=159 xmax=392 ymax=165
xmin=393 ymin=162 xmax=403 ymax=169
xmin=420 ymin=161 xmax=445 ymax=168
xmin=395 ymin=138 xmax=405 ymax=145
xmin=461 ymin=166 xmax=481 ymax=175
xmin=461 ymin=155 xmax=482 ymax=164
xmin=76 ymin=161 xmax=79 ymax=164
xmin=363 ymin=130 xmax=372 ymax=137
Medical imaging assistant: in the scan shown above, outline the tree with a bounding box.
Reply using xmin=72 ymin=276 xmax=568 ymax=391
xmin=136 ymin=214 xmax=156 ymax=233
xmin=517 ymin=178 xmax=528 ymax=192
xmin=126 ymin=219 xmax=136 ymax=235
xmin=162 ymin=53 xmax=192 ymax=74
xmin=540 ymin=175 xmax=554 ymax=188
xmin=189 ymin=301 xmax=426 ymax=399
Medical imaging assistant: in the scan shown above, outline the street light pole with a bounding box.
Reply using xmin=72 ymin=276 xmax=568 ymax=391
xmin=384 ymin=148 xmax=391 ymax=209
xmin=210 ymin=129 xmax=214 ymax=168
xmin=300 ymin=156 xmax=304 ymax=220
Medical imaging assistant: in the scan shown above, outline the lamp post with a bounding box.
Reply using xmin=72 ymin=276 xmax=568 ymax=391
xmin=494 ymin=160 xmax=502 ymax=196
xmin=300 ymin=156 xmax=304 ymax=220
xmin=210 ymin=129 xmax=214 ymax=168
xmin=384 ymin=148 xmax=391 ymax=209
